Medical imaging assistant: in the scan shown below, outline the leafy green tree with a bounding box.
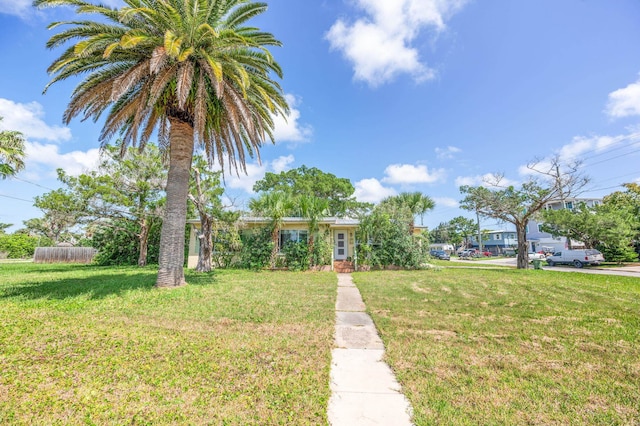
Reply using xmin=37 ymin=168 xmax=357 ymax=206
xmin=37 ymin=0 xmax=288 ymax=288
xmin=0 ymin=116 xmax=26 ymax=179
xmin=188 ymin=155 xmax=238 ymax=272
xmin=253 ymin=165 xmax=368 ymax=216
xmin=378 ymin=192 xmax=435 ymax=235
xmin=60 ymin=144 xmax=166 ymax=266
xmin=429 ymin=222 xmax=452 ymax=245
xmin=31 ymin=189 xmax=85 ymax=244
xmin=248 ymin=191 xmax=294 ymax=268
xmin=0 ymin=223 xmax=11 ymax=234
xmin=448 ymin=216 xmax=478 ymax=249
xmin=460 ymin=157 xmax=588 ymax=269
xmin=91 ymin=218 xmax=162 ymax=266
xmin=0 ymin=233 xmax=40 ymax=258
xmin=356 ymin=208 xmax=428 ymax=269
xmin=542 ymin=188 xmax=640 ymax=263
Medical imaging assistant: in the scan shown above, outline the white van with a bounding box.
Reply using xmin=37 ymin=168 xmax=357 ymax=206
xmin=546 ymin=249 xmax=604 ymax=268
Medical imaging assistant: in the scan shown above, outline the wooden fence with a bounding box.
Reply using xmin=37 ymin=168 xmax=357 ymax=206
xmin=33 ymin=247 xmax=98 ymax=264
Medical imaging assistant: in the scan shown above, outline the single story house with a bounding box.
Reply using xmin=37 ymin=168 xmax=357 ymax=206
xmin=187 ymin=216 xmax=360 ymax=271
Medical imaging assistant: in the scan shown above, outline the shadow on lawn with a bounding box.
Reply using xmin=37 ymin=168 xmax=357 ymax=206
xmin=0 ymin=264 xmax=219 ymax=301
xmin=0 ymin=271 xmax=156 ymax=301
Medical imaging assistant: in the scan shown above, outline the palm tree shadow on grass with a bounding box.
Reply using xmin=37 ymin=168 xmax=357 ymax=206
xmin=0 ymin=265 xmax=220 ymax=301
xmin=1 ymin=271 xmax=156 ymax=301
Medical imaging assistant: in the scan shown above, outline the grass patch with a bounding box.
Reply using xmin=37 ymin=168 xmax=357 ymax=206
xmin=353 ymin=269 xmax=640 ymax=425
xmin=0 ymin=264 xmax=336 ymax=425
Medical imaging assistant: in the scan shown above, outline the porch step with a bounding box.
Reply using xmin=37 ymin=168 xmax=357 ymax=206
xmin=334 ymin=260 xmax=355 ymax=273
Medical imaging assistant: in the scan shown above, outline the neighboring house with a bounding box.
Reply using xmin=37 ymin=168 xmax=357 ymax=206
xmin=527 ymin=197 xmax=602 ymax=252
xmin=469 ymin=230 xmax=517 ymax=255
xmin=429 ymin=243 xmax=454 ymax=253
xmin=187 ymin=216 xmax=360 ymax=271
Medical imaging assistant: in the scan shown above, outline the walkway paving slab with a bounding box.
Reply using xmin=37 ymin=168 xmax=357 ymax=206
xmin=328 ymin=274 xmax=414 ymax=426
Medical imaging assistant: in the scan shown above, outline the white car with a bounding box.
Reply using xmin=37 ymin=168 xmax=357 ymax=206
xmin=527 ymin=252 xmax=546 ymax=262
xmin=546 ymin=249 xmax=604 ymax=268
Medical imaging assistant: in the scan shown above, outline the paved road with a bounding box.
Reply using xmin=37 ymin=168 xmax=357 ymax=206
xmin=464 ymin=257 xmax=640 ymax=278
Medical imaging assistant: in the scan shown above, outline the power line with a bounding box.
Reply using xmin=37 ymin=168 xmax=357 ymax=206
xmin=10 ymin=176 xmax=56 ymax=191
xmin=0 ymin=193 xmax=34 ymax=203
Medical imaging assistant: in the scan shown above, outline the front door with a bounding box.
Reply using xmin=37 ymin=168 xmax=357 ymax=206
xmin=334 ymin=230 xmax=348 ymax=260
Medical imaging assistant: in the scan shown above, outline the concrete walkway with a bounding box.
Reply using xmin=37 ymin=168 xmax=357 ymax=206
xmin=327 ymin=274 xmax=414 ymax=426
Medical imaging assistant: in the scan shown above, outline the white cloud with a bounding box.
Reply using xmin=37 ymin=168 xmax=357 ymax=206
xmin=455 ymin=173 xmax=518 ymax=188
xmin=354 ymin=178 xmax=397 ymax=203
xmin=271 ymin=155 xmax=295 ymax=173
xmin=0 ymin=0 xmax=34 ymax=18
xmin=326 ymin=0 xmax=468 ymax=86
xmin=24 ymin=141 xmax=100 ymax=177
xmin=224 ymin=156 xmax=296 ymax=194
xmin=272 ymin=94 xmax=312 ymax=143
xmin=435 ymin=145 xmax=461 ymax=160
xmin=433 ymin=197 xmax=459 ymax=208
xmin=0 ymin=99 xmax=71 ymax=142
xmin=382 ymin=163 xmax=446 ymax=184
xmin=606 ymin=76 xmax=640 ymax=118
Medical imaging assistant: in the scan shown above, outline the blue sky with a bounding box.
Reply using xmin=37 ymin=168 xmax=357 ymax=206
xmin=1 ymin=0 xmax=640 ymax=232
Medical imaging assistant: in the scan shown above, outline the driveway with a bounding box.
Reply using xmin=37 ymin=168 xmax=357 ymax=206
xmin=468 ymin=257 xmax=640 ymax=278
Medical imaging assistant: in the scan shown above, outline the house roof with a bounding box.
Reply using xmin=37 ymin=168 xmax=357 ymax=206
xmin=187 ymin=216 xmax=360 ymax=227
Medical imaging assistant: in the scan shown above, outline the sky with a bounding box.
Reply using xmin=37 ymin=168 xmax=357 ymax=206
xmin=1 ymin=0 xmax=640 ymax=233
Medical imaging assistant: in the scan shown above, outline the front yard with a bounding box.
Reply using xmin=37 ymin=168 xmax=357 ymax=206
xmin=354 ymin=269 xmax=640 ymax=425
xmin=0 ymin=264 xmax=336 ymax=425
xmin=2 ymin=263 xmax=639 ymax=425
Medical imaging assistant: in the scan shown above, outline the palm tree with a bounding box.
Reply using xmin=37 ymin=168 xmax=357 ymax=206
xmin=299 ymin=194 xmax=329 ymax=267
xmin=248 ymin=191 xmax=293 ymax=268
xmin=379 ymin=192 xmax=435 ymax=235
xmin=0 ymin=116 xmax=26 ymax=179
xmin=36 ymin=0 xmax=289 ymax=287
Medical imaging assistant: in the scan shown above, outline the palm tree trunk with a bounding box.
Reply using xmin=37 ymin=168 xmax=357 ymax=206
xmin=156 ymin=118 xmax=194 ymax=288
xmin=270 ymin=227 xmax=279 ymax=269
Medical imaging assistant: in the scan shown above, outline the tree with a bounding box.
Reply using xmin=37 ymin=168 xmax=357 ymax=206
xmin=299 ymin=194 xmax=329 ymax=267
xmin=0 ymin=116 xmax=26 ymax=179
xmin=542 ymin=186 xmax=640 ymax=263
xmin=253 ymin=166 xmax=368 ymax=216
xmin=448 ymin=216 xmax=478 ymax=249
xmin=378 ymin=192 xmax=435 ymax=235
xmin=60 ymin=144 xmax=166 ymax=266
xmin=37 ymin=0 xmax=288 ymax=288
xmin=188 ymin=155 xmax=237 ymax=272
xmin=460 ymin=157 xmax=588 ymax=269
xmin=31 ymin=189 xmax=85 ymax=243
xmin=0 ymin=223 xmax=11 ymax=234
xmin=248 ymin=191 xmax=294 ymax=268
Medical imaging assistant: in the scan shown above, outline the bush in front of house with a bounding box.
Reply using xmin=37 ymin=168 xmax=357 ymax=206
xmin=238 ymin=227 xmax=273 ymax=270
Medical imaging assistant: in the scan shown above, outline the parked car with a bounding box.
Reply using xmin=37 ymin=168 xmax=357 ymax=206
xmin=527 ymin=252 xmax=546 ymax=262
xmin=546 ymin=249 xmax=604 ymax=268
xmin=481 ymin=250 xmax=493 ymax=257
xmin=458 ymin=249 xmax=478 ymax=258
xmin=429 ymin=250 xmax=450 ymax=260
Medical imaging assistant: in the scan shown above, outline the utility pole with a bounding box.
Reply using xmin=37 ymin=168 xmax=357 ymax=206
xmin=476 ymin=209 xmax=483 ymax=253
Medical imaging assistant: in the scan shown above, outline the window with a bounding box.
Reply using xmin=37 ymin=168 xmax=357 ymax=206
xmin=279 ymin=230 xmax=308 ymax=250
xmin=493 ymin=234 xmax=502 ymax=240
xmin=564 ymin=201 xmax=574 ymax=210
xmin=538 ymin=224 xmax=543 ymax=232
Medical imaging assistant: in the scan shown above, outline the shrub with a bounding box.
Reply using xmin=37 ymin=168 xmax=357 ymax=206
xmin=282 ymin=241 xmax=309 ymax=271
xmin=0 ymin=234 xmax=40 ymax=258
xmin=90 ymin=219 xmax=161 ymax=266
xmin=238 ymin=227 xmax=272 ymax=270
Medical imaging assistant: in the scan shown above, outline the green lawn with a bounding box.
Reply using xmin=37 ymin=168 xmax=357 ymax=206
xmin=353 ymin=269 xmax=640 ymax=425
xmin=0 ymin=264 xmax=336 ymax=425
